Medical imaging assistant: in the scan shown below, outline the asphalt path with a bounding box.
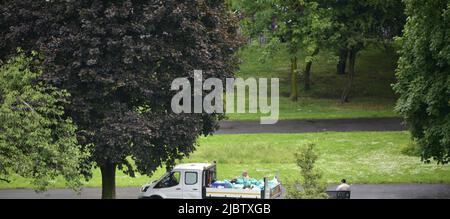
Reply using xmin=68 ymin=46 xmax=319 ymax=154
xmin=217 ymin=118 xmax=406 ymax=134
xmin=1 ymin=184 xmax=449 ymax=199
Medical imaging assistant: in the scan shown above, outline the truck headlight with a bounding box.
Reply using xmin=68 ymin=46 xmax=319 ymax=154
xmin=141 ymin=186 xmax=150 ymax=192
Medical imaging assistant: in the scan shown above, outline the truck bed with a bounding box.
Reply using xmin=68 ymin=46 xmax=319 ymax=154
xmin=205 ymin=187 xmax=262 ymax=199
xmin=204 ymin=184 xmax=283 ymax=199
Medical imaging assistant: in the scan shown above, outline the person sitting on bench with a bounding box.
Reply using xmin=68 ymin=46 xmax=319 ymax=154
xmin=336 ymin=179 xmax=350 ymax=191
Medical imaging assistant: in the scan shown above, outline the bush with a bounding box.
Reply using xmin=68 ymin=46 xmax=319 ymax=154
xmin=286 ymin=143 xmax=328 ymax=199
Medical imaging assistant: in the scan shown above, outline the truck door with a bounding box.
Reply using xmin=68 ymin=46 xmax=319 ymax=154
xmin=182 ymin=171 xmax=202 ymax=199
xmin=153 ymin=171 xmax=183 ymax=199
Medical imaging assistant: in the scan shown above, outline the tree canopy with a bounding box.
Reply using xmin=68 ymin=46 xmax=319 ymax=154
xmin=231 ymin=0 xmax=404 ymax=102
xmin=394 ymin=0 xmax=450 ymax=164
xmin=1 ymin=0 xmax=242 ymax=198
xmin=232 ymin=0 xmax=334 ymax=99
xmin=314 ymin=0 xmax=405 ymax=102
xmin=0 ymin=51 xmax=86 ymax=191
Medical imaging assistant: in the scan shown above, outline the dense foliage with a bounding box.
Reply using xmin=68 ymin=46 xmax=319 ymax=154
xmin=1 ymin=0 xmax=241 ymax=198
xmin=0 ymin=52 xmax=86 ymax=191
xmin=394 ymin=0 xmax=450 ymax=164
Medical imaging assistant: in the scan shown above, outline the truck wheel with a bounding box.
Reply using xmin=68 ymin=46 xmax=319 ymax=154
xmin=149 ymin=195 xmax=163 ymax=199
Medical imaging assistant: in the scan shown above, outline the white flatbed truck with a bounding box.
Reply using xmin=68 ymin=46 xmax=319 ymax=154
xmin=138 ymin=162 xmax=283 ymax=199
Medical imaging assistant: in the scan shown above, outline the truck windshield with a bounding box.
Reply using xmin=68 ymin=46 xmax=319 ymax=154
xmin=154 ymin=171 xmax=180 ymax=188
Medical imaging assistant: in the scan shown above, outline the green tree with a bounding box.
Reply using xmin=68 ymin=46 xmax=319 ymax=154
xmin=233 ymin=0 xmax=333 ymax=99
xmin=394 ymin=0 xmax=449 ymax=164
xmin=1 ymin=0 xmax=241 ymax=199
xmin=287 ymin=143 xmax=328 ymax=199
xmin=316 ymin=0 xmax=405 ymax=103
xmin=276 ymin=0 xmax=333 ymax=96
xmin=0 ymin=51 xmax=86 ymax=191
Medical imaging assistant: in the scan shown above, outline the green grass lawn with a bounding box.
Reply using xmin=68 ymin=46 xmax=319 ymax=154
xmin=226 ymin=43 xmax=399 ymax=120
xmin=226 ymin=97 xmax=396 ymax=120
xmin=2 ymin=131 xmax=450 ymax=189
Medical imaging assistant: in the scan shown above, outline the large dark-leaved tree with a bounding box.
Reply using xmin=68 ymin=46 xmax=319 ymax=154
xmin=1 ymin=0 xmax=241 ymax=198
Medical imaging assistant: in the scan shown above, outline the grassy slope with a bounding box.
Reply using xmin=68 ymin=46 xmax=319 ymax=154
xmin=2 ymin=131 xmax=450 ymax=189
xmin=194 ymin=132 xmax=450 ymax=184
xmin=226 ymin=44 xmax=399 ymax=120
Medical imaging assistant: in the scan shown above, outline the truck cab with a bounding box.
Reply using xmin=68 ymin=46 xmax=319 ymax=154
xmin=139 ymin=163 xmax=214 ymax=199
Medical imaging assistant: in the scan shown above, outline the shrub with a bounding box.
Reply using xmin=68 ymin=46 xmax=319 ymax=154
xmin=286 ymin=143 xmax=328 ymax=199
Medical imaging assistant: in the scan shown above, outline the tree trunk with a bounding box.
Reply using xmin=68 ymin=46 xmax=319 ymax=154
xmin=304 ymin=61 xmax=312 ymax=91
xmin=336 ymin=48 xmax=348 ymax=75
xmin=100 ymin=162 xmax=117 ymax=199
xmin=304 ymin=49 xmax=319 ymax=91
xmin=289 ymin=57 xmax=298 ymax=101
xmin=340 ymin=49 xmax=357 ymax=103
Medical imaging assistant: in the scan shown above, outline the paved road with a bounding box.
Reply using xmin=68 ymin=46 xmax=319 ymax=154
xmin=0 ymin=187 xmax=139 ymax=199
xmin=1 ymin=184 xmax=449 ymax=199
xmin=329 ymin=184 xmax=450 ymax=199
xmin=217 ymin=118 xmax=406 ymax=134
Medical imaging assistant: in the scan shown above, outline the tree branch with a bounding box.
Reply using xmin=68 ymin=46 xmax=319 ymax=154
xmin=0 ymin=178 xmax=11 ymax=183
xmin=18 ymin=98 xmax=37 ymax=113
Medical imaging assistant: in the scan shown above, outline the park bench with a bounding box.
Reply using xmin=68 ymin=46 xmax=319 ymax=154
xmin=326 ymin=191 xmax=351 ymax=199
